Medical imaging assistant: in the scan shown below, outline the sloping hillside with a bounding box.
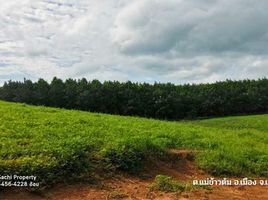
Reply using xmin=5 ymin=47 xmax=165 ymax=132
xmin=0 ymin=100 xmax=267 ymax=187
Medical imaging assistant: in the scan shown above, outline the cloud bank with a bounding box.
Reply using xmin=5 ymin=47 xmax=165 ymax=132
xmin=0 ymin=0 xmax=268 ymax=84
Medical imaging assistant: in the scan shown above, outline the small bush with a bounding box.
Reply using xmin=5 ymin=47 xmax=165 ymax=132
xmin=103 ymin=138 xmax=164 ymax=173
xmin=150 ymin=175 xmax=191 ymax=192
xmin=108 ymin=191 xmax=129 ymax=199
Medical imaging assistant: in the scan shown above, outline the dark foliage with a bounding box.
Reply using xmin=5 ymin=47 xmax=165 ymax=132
xmin=0 ymin=77 xmax=267 ymax=120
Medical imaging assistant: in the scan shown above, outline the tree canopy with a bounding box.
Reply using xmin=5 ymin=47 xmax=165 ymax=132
xmin=0 ymin=77 xmax=267 ymax=120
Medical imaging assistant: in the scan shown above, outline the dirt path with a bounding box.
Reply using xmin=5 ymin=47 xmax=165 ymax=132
xmin=1 ymin=149 xmax=267 ymax=200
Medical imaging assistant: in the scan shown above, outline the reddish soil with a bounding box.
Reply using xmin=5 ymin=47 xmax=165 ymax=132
xmin=1 ymin=149 xmax=267 ymax=200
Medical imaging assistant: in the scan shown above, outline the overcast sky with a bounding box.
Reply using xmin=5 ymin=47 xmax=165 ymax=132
xmin=0 ymin=0 xmax=268 ymax=85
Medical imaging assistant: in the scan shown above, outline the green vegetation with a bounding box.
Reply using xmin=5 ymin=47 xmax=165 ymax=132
xmin=196 ymin=114 xmax=268 ymax=132
xmin=1 ymin=77 xmax=267 ymax=120
xmin=0 ymin=101 xmax=267 ymax=187
xmin=150 ymin=175 xmax=191 ymax=192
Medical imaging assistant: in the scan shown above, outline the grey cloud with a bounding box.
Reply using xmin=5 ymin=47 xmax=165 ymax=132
xmin=113 ymin=0 xmax=268 ymax=56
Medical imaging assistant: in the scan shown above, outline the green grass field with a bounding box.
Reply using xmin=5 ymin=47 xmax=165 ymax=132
xmin=0 ymin=101 xmax=267 ymax=186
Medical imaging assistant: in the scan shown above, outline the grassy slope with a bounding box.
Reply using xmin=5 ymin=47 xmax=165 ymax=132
xmin=0 ymin=101 xmax=267 ymax=185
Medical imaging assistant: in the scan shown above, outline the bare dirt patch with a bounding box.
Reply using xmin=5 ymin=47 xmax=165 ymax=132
xmin=1 ymin=149 xmax=267 ymax=200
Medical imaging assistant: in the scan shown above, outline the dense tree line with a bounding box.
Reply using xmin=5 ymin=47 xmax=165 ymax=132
xmin=0 ymin=77 xmax=267 ymax=120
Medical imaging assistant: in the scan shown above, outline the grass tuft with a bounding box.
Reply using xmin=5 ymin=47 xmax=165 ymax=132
xmin=149 ymin=175 xmax=191 ymax=192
